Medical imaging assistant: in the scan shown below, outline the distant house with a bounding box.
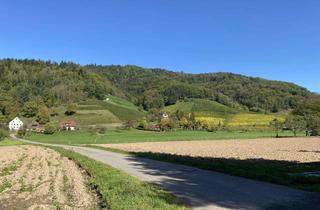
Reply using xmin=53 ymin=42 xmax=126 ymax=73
xmin=159 ymin=111 xmax=169 ymax=118
xmin=9 ymin=117 xmax=24 ymax=131
xmin=60 ymin=120 xmax=77 ymax=131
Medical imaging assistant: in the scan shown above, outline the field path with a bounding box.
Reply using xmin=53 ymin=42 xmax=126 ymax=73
xmin=14 ymin=136 xmax=320 ymax=210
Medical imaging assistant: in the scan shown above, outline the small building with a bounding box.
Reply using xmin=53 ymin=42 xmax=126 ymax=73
xmin=9 ymin=117 xmax=24 ymax=131
xmin=159 ymin=111 xmax=169 ymax=118
xmin=60 ymin=120 xmax=77 ymax=131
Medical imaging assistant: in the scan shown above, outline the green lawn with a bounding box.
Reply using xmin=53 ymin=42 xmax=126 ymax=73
xmin=79 ymin=99 xmax=145 ymax=121
xmin=0 ymin=138 xmax=24 ymax=146
xmin=165 ymin=99 xmax=240 ymax=118
xmin=26 ymin=129 xmax=304 ymax=145
xmin=53 ymin=147 xmax=189 ymax=210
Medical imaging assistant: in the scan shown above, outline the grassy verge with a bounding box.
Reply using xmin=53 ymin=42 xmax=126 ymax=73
xmin=26 ymin=129 xmax=304 ymax=145
xmin=90 ymin=145 xmax=320 ymax=192
xmin=0 ymin=138 xmax=25 ymax=146
xmin=53 ymin=147 xmax=189 ymax=210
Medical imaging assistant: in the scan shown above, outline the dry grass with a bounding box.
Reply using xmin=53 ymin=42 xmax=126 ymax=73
xmin=0 ymin=146 xmax=97 ymax=210
xmin=100 ymin=137 xmax=320 ymax=163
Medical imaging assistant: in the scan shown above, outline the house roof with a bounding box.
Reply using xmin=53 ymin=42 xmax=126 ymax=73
xmin=10 ymin=117 xmax=23 ymax=123
xmin=60 ymin=120 xmax=76 ymax=127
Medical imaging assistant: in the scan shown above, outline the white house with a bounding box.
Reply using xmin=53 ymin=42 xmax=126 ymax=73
xmin=9 ymin=117 xmax=24 ymax=131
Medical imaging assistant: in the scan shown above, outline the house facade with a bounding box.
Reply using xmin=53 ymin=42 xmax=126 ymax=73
xmin=9 ymin=117 xmax=24 ymax=131
xmin=60 ymin=120 xmax=77 ymax=131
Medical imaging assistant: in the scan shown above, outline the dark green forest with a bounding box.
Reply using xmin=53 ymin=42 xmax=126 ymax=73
xmin=88 ymin=64 xmax=311 ymax=112
xmin=0 ymin=59 xmax=318 ymax=123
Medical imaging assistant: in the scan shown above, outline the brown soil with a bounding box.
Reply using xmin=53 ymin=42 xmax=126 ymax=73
xmin=100 ymin=137 xmax=320 ymax=163
xmin=0 ymin=146 xmax=97 ymax=210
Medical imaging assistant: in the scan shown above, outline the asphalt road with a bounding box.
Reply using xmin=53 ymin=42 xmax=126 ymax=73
xmin=14 ymin=136 xmax=320 ymax=210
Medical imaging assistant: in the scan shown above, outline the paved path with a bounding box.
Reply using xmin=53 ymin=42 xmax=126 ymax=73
xmin=15 ymin=137 xmax=320 ymax=210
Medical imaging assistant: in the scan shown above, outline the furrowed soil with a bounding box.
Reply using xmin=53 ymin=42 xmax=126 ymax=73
xmin=101 ymin=137 xmax=320 ymax=163
xmin=0 ymin=145 xmax=97 ymax=210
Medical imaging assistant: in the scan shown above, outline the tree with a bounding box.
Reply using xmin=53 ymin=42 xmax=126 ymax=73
xmin=137 ymin=118 xmax=148 ymax=129
xmin=159 ymin=118 xmax=174 ymax=131
xmin=21 ymin=101 xmax=38 ymax=118
xmin=44 ymin=123 xmax=57 ymax=134
xmin=0 ymin=129 xmax=7 ymax=141
xmin=179 ymin=117 xmax=189 ymax=129
xmin=36 ymin=105 xmax=50 ymax=124
xmin=142 ymin=89 xmax=164 ymax=111
xmin=308 ymin=116 xmax=320 ymax=136
xmin=50 ymin=107 xmax=59 ymax=116
xmin=65 ymin=104 xmax=77 ymax=116
xmin=270 ymin=118 xmax=283 ymax=138
xmin=285 ymin=115 xmax=306 ymax=137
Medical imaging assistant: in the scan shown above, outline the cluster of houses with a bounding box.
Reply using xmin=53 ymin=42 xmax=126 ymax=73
xmin=8 ymin=117 xmax=77 ymax=133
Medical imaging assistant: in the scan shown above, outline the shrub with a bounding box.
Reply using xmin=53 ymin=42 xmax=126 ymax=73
xmin=44 ymin=123 xmax=57 ymax=135
xmin=65 ymin=104 xmax=77 ymax=116
xmin=37 ymin=105 xmax=50 ymax=124
xmin=0 ymin=130 xmax=7 ymax=141
xmin=310 ymin=129 xmax=320 ymax=136
xmin=17 ymin=128 xmax=26 ymax=137
xmin=50 ymin=107 xmax=59 ymax=116
xmin=98 ymin=127 xmax=107 ymax=134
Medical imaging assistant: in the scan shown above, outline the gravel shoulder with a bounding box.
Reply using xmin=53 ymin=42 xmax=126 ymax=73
xmin=99 ymin=137 xmax=320 ymax=163
xmin=0 ymin=145 xmax=97 ymax=210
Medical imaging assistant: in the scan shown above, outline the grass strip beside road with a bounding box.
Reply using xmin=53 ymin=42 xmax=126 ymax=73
xmin=0 ymin=138 xmax=25 ymax=146
xmin=53 ymin=147 xmax=189 ymax=210
xmin=88 ymin=145 xmax=320 ymax=192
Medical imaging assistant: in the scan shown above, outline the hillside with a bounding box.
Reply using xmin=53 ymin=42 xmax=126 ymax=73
xmin=165 ymin=98 xmax=285 ymax=127
xmin=0 ymin=59 xmax=312 ymax=124
xmin=90 ymin=65 xmax=310 ymax=113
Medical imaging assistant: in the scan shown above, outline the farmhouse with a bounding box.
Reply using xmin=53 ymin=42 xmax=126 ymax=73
xmin=9 ymin=117 xmax=24 ymax=130
xmin=60 ymin=120 xmax=77 ymax=131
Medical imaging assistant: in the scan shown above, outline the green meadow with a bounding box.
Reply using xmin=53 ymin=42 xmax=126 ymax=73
xmin=26 ymin=129 xmax=302 ymax=145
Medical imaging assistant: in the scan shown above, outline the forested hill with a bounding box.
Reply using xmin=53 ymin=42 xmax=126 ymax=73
xmin=89 ymin=65 xmax=310 ymax=112
xmin=0 ymin=59 xmax=311 ymax=119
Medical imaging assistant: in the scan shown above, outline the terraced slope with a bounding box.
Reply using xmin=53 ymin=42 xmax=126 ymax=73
xmin=80 ymin=96 xmax=145 ymax=121
xmin=165 ymin=99 xmax=285 ymax=126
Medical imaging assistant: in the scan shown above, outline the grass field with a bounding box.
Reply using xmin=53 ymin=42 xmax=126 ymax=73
xmin=165 ymin=99 xmax=240 ymax=118
xmin=26 ymin=129 xmax=303 ymax=145
xmin=81 ymin=97 xmax=145 ymax=121
xmin=54 ymin=147 xmax=189 ymax=210
xmin=0 ymin=138 xmax=24 ymax=146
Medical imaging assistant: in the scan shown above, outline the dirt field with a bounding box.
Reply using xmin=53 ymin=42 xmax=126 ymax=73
xmin=101 ymin=137 xmax=320 ymax=163
xmin=0 ymin=145 xmax=97 ymax=210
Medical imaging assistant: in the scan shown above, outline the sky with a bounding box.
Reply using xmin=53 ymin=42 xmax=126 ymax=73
xmin=0 ymin=0 xmax=319 ymax=92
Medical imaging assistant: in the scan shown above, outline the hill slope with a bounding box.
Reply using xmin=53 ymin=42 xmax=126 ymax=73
xmin=90 ymin=65 xmax=310 ymax=112
xmin=165 ymin=98 xmax=285 ymax=127
xmin=0 ymin=59 xmax=312 ymax=123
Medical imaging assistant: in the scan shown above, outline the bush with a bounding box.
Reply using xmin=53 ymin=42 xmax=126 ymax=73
xmin=65 ymin=104 xmax=77 ymax=116
xmin=17 ymin=129 xmax=26 ymax=137
xmin=0 ymin=130 xmax=7 ymax=141
xmin=311 ymin=129 xmax=320 ymax=136
xmin=44 ymin=123 xmax=57 ymax=135
xmin=98 ymin=127 xmax=107 ymax=134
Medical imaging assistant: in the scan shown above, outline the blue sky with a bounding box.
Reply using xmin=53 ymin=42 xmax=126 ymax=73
xmin=0 ymin=0 xmax=319 ymax=91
